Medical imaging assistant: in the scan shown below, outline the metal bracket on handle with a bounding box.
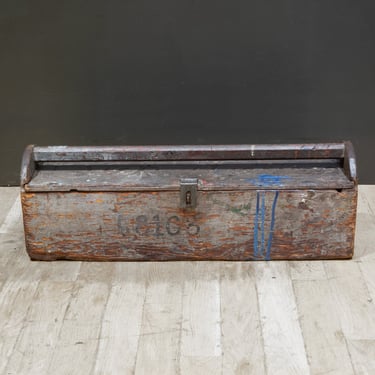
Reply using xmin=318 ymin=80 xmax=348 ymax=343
xmin=180 ymin=178 xmax=198 ymax=209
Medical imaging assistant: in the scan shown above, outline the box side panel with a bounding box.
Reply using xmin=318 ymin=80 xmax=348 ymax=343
xmin=21 ymin=189 xmax=357 ymax=261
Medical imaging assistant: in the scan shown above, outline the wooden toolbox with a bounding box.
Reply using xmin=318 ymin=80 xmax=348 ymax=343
xmin=20 ymin=143 xmax=357 ymax=261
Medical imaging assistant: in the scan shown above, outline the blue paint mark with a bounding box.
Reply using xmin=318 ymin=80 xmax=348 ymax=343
xmin=260 ymin=192 xmax=265 ymax=256
xmin=253 ymin=192 xmax=260 ymax=257
xmin=265 ymin=191 xmax=279 ymax=261
xmin=245 ymin=174 xmax=290 ymax=187
xmin=252 ymin=190 xmax=279 ymax=260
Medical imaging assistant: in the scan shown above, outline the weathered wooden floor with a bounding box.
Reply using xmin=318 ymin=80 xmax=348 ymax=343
xmin=1 ymin=186 xmax=375 ymax=374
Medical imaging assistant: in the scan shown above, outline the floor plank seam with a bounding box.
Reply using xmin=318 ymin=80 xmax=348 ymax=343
xmin=90 ymin=281 xmax=112 ymax=375
xmin=3 ymin=280 xmax=41 ymax=374
xmin=133 ymin=282 xmax=148 ymax=375
xmin=290 ymin=278 xmax=313 ymax=374
xmin=45 ymin=281 xmax=79 ymax=374
xmin=218 ymin=263 xmax=224 ymax=375
xmin=176 ymin=273 xmax=185 ymax=375
xmin=322 ymin=261 xmax=362 ymax=375
xmin=0 ymin=196 xmax=21 ymax=235
xmin=253 ymin=270 xmax=268 ymax=375
xmin=343 ymin=334 xmax=357 ymax=375
xmin=286 ymin=262 xmax=312 ymax=375
xmin=357 ymin=262 xmax=375 ymax=303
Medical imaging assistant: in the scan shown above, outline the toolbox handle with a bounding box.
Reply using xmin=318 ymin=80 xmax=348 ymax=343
xmin=31 ymin=143 xmax=346 ymax=162
xmin=20 ymin=144 xmax=35 ymax=186
xmin=343 ymin=141 xmax=357 ymax=183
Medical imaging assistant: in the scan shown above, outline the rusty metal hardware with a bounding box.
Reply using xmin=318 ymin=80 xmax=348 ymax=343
xmin=180 ymin=178 xmax=198 ymax=209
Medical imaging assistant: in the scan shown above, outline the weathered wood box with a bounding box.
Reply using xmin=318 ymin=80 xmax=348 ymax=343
xmin=21 ymin=143 xmax=357 ymax=261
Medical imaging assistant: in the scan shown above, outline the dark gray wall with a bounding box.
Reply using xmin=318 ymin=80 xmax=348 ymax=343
xmin=1 ymin=0 xmax=375 ymax=185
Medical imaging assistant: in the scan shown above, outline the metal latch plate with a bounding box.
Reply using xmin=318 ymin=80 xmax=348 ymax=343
xmin=180 ymin=178 xmax=198 ymax=209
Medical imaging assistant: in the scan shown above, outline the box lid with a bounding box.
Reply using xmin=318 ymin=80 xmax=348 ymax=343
xmin=21 ymin=143 xmax=357 ymax=192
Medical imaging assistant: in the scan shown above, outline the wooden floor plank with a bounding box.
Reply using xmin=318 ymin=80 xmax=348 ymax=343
xmin=181 ymin=278 xmax=221 ymax=357
xmin=134 ymin=263 xmax=184 ymax=375
xmin=360 ymin=185 xmax=375 ymax=210
xmin=4 ymin=281 xmax=75 ymax=375
xmin=78 ymin=262 xmax=115 ymax=283
xmin=325 ymin=261 xmax=375 ymax=340
xmin=0 ymin=195 xmax=23 ymax=278
xmin=0 ymin=233 xmax=22 ymax=283
xmin=256 ymin=262 xmax=310 ymax=375
xmin=346 ymin=339 xmax=375 ymax=374
xmin=289 ymin=261 xmax=327 ymax=280
xmin=93 ymin=264 xmax=146 ymax=375
xmin=220 ymin=262 xmax=266 ymax=375
xmin=354 ymin=186 xmax=375 ymax=261
xmin=359 ymin=260 xmax=375 ymax=302
xmin=47 ymin=282 xmax=110 ymax=375
xmin=0 ymin=187 xmax=19 ymax=228
xmin=0 ymin=280 xmax=39 ymax=373
xmin=0 ymin=194 xmax=22 ymax=235
xmin=180 ymin=263 xmax=222 ymax=375
xmin=293 ymin=279 xmax=354 ymax=374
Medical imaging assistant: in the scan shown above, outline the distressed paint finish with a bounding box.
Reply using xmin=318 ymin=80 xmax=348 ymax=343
xmin=25 ymin=167 xmax=353 ymax=192
xmin=21 ymin=189 xmax=357 ymax=261
xmin=20 ymin=142 xmax=358 ymax=261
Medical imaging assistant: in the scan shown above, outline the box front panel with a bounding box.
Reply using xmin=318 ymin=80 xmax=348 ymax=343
xmin=21 ymin=189 xmax=357 ymax=260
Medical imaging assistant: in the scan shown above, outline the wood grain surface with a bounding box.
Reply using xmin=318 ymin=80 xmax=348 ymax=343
xmin=26 ymin=166 xmax=353 ymax=191
xmin=22 ymin=188 xmax=356 ymax=261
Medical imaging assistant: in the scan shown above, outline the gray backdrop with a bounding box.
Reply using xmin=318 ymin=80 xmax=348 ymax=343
xmin=1 ymin=0 xmax=374 ymax=185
